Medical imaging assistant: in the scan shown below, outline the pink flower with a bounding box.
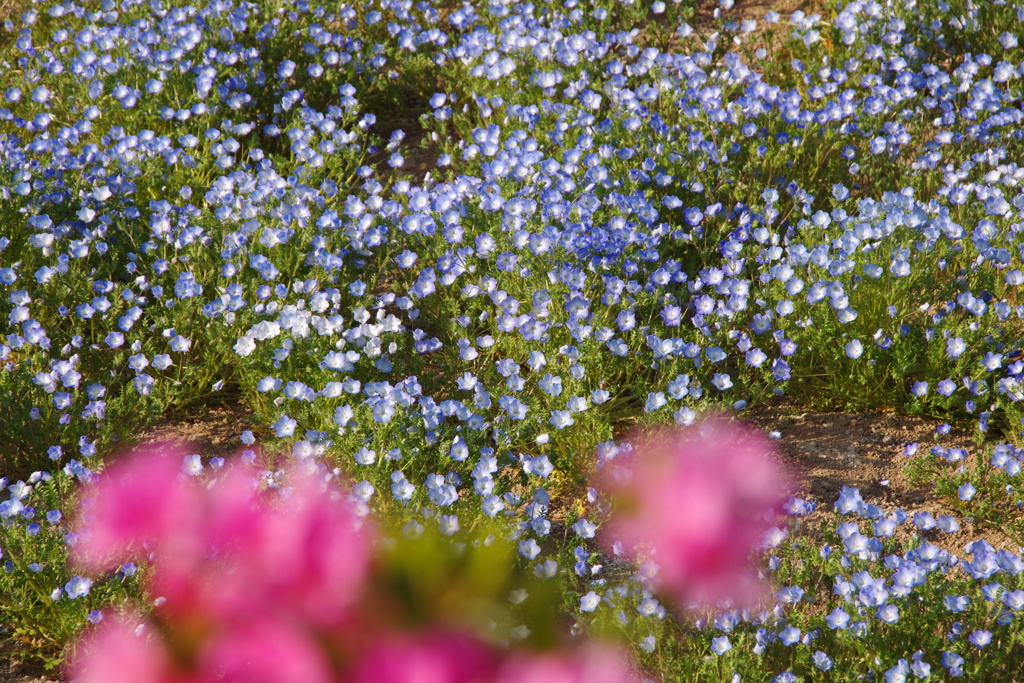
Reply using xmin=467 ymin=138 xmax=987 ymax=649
xmin=349 ymin=631 xmax=498 ymax=683
xmin=495 ymin=645 xmax=638 ymax=683
xmin=164 ymin=462 xmax=371 ymax=628
xmin=69 ymin=445 xmax=373 ymax=682
xmin=196 ymin=616 xmax=333 ymax=683
xmin=73 ymin=444 xmax=202 ymax=573
xmin=68 ymin=614 xmax=185 ymax=683
xmin=602 ymin=417 xmax=792 ymax=610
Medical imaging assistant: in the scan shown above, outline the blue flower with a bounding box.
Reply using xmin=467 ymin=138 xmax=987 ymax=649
xmin=876 ymin=604 xmax=899 ymax=623
xmin=711 ymin=373 xmax=733 ymax=390
xmin=779 ymin=625 xmax=801 ymax=646
xmin=579 ymin=591 xmax=601 ymax=612
xmin=826 ymin=607 xmax=850 ymax=629
xmin=519 ymin=539 xmax=541 ymax=560
xmin=710 ymin=635 xmax=731 ymax=655
xmin=64 ymin=576 xmax=92 ymax=599
xmin=549 ymin=409 xmax=574 ymax=429
xmin=968 ymin=630 xmax=992 ymax=648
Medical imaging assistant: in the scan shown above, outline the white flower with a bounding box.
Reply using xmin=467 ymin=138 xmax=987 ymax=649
xmin=580 ymin=591 xmax=601 ymax=612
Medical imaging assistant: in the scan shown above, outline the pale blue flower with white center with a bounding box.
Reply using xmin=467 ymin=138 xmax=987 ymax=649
xmin=877 ymin=604 xmax=899 ymax=623
xmin=1004 ymin=589 xmax=1024 ymax=611
xmin=775 ymin=585 xmax=803 ymax=603
xmin=706 ymin=346 xmax=727 ymax=362
xmin=675 ymin=407 xmax=696 ymax=426
xmin=637 ymin=598 xmax=660 ymax=618
xmin=272 ymin=415 xmax=297 ymax=438
xmin=981 ymin=352 xmax=1003 ymax=371
xmin=549 ymin=409 xmax=574 ymax=429
xmin=182 ymin=454 xmax=203 ymax=476
xmin=64 ymin=576 xmax=92 ymax=599
xmin=845 ymin=340 xmax=863 ymax=359
xmin=293 ymin=441 xmax=315 ymax=460
xmin=985 ymin=196 xmax=1010 ymax=216
xmin=519 ymin=538 xmax=541 ymax=560
xmin=710 ymin=635 xmax=731 ymax=655
xmin=946 ymin=337 xmax=966 ymax=358
xmin=774 ymin=301 xmax=798 ymax=319
xmin=450 ymin=436 xmax=469 ymax=461
xmin=501 ymin=396 xmax=529 ymax=420
xmin=573 ymin=518 xmax=596 ymax=539
xmin=391 ymin=476 xmax=415 ymax=502
xmin=711 ymin=373 xmax=733 ymax=390
xmin=579 ymin=591 xmax=601 ymax=612
xmin=826 ymin=607 xmax=850 ymax=629
xmin=644 ymin=392 xmax=667 ymax=412
xmin=944 ymin=595 xmax=970 ymax=613
xmin=884 ymin=660 xmax=910 ymax=683
xmin=941 ymin=650 xmax=964 ymax=675
xmin=526 ymin=351 xmax=547 ymax=371
xmin=745 ymin=348 xmax=767 ymax=367
xmin=909 ymin=658 xmax=931 ymax=678
xmin=87 ymin=610 xmax=103 ymax=624
xmin=812 ymin=651 xmax=833 ymax=671
xmin=911 ymin=381 xmax=928 ymax=397
xmin=779 ymin=625 xmax=801 ymax=646
xmin=539 ymin=373 xmax=563 ymax=396
xmin=873 ymin=518 xmax=897 ymax=537
xmin=481 ymin=495 xmax=505 ymax=517
xmin=566 ymin=396 xmax=588 ymax=413
xmin=667 ymin=375 xmax=690 ymax=399
xmin=169 ymin=336 xmax=191 ymax=353
xmin=958 ymin=483 xmax=976 ymax=501
xmin=354 ymin=447 xmax=376 ymax=466
xmin=352 ymin=481 xmax=375 ymax=503
xmin=837 ymin=308 xmax=858 ymax=323
xmin=524 ymin=455 xmax=553 ymax=477
xmin=534 ymin=559 xmax=558 ymax=579
xmin=438 ymin=515 xmax=459 ymax=536
xmin=969 ymin=630 xmax=992 ymax=648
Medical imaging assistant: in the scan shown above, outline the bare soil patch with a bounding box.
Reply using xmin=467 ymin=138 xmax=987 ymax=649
xmin=0 ymin=642 xmax=58 ymax=683
xmin=745 ymin=401 xmax=1024 ymax=556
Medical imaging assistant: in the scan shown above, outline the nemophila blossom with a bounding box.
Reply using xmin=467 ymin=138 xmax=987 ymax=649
xmin=969 ymin=630 xmax=993 ymax=649
xmin=601 ymin=417 xmax=792 ymax=610
xmin=64 ymin=575 xmax=92 ymax=599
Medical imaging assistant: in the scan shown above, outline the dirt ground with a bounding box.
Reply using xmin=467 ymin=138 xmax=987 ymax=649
xmin=743 ymin=401 xmax=1023 ymax=556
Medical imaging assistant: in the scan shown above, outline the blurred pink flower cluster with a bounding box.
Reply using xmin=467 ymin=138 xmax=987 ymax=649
xmin=601 ymin=417 xmax=793 ymax=612
xmin=69 ymin=444 xmax=637 ymax=683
